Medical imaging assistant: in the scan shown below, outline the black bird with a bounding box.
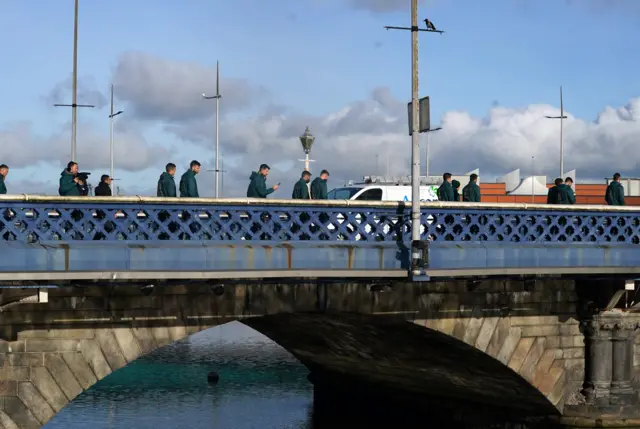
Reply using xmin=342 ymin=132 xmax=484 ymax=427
xmin=424 ymin=18 xmax=436 ymax=31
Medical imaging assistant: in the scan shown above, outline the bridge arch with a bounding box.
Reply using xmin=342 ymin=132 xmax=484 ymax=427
xmin=0 ymin=279 xmax=583 ymax=428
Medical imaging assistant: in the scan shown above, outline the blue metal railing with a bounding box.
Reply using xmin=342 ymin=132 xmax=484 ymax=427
xmin=0 ymin=195 xmax=637 ymax=244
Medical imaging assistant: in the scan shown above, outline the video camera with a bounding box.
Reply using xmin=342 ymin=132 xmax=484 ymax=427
xmin=76 ymin=172 xmax=91 ymax=181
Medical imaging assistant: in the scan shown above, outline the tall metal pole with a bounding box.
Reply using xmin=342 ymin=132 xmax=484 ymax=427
xmin=559 ymin=86 xmax=564 ymax=178
xmin=545 ymin=86 xmax=567 ymax=178
xmin=304 ymin=153 xmax=310 ymax=172
xmin=109 ymin=85 xmax=114 ymax=190
xmin=215 ymin=61 xmax=220 ymax=198
xmin=71 ymin=0 xmax=79 ymax=161
xmin=531 ymin=156 xmax=535 ymax=203
xmin=410 ymin=0 xmax=420 ymax=244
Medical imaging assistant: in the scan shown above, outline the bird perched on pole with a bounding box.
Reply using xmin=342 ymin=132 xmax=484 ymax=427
xmin=424 ymin=18 xmax=436 ymax=31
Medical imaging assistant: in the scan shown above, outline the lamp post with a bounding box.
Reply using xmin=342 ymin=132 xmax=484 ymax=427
xmin=108 ymin=85 xmax=123 ymax=193
xmin=425 ymin=126 xmax=442 ymax=177
xmin=53 ymin=0 xmax=94 ymax=162
xmin=299 ymin=126 xmax=315 ymax=172
xmin=545 ymin=86 xmax=568 ymax=178
xmin=202 ymin=61 xmax=222 ymax=197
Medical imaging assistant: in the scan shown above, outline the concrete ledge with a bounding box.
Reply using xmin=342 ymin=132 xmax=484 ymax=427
xmin=427 ymin=242 xmax=640 ymax=276
xmin=0 ymin=241 xmax=408 ymax=280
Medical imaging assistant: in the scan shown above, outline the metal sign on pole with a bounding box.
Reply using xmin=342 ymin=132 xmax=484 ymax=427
xmin=407 ymin=96 xmax=431 ymax=135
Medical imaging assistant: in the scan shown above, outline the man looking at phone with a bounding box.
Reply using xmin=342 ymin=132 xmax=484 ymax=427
xmin=247 ymin=163 xmax=279 ymax=198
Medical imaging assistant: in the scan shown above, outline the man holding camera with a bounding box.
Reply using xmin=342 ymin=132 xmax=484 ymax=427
xmin=59 ymin=161 xmax=84 ymax=196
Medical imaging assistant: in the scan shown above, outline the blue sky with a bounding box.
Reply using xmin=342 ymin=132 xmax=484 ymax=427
xmin=1 ymin=0 xmax=640 ymax=195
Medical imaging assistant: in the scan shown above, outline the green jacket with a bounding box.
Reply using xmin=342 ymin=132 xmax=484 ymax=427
xmin=246 ymin=172 xmax=274 ymax=198
xmin=462 ymin=181 xmax=481 ymax=202
xmin=157 ymin=172 xmax=176 ymax=197
xmin=59 ymin=170 xmax=80 ymax=196
xmin=451 ymin=180 xmax=461 ymax=201
xmin=437 ymin=181 xmax=454 ymax=201
xmin=292 ymin=179 xmax=310 ymax=199
xmin=605 ymin=181 xmax=625 ymax=206
xmin=179 ymin=170 xmax=199 ymax=198
xmin=0 ymin=175 xmax=6 ymax=194
xmin=547 ymin=184 xmax=576 ymax=204
xmin=547 ymin=183 xmax=576 ymax=204
xmin=310 ymin=177 xmax=328 ymax=200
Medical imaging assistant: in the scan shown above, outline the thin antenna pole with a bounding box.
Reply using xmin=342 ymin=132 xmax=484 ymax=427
xmin=220 ymin=154 xmax=224 ymax=197
xmin=215 ymin=61 xmax=220 ymax=198
xmin=559 ymin=86 xmax=564 ymax=178
xmin=109 ymin=84 xmax=114 ymax=192
xmin=531 ymin=156 xmax=535 ymax=203
xmin=426 ymin=132 xmax=430 ymax=177
xmin=71 ymin=0 xmax=79 ymax=161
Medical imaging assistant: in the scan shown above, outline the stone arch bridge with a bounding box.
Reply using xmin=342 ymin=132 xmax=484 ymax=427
xmin=0 ymin=279 xmax=637 ymax=429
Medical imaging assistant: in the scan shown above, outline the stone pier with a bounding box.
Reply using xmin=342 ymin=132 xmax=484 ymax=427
xmin=563 ymin=311 xmax=640 ymax=426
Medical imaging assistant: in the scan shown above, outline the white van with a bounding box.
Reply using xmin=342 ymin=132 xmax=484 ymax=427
xmin=328 ymin=184 xmax=440 ymax=202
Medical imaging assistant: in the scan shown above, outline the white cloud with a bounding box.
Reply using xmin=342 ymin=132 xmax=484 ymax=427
xmin=2 ymin=52 xmax=640 ymax=198
xmin=0 ymin=120 xmax=170 ymax=173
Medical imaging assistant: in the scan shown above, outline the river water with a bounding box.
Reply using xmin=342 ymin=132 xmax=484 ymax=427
xmin=44 ymin=322 xmax=315 ymax=429
xmin=42 ymin=322 xmax=546 ymax=429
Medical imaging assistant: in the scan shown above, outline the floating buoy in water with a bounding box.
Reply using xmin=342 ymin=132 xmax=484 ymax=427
xmin=207 ymin=371 xmax=219 ymax=384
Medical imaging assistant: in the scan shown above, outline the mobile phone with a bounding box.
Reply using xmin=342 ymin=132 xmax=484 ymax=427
xmin=277 ymin=182 xmax=281 ymax=186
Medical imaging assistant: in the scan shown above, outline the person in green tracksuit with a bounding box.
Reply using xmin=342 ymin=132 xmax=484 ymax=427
xmin=462 ymin=173 xmax=481 ymax=202
xmin=179 ymin=160 xmax=200 ymax=198
xmin=310 ymin=170 xmax=330 ymax=200
xmin=451 ymin=179 xmax=461 ymax=202
xmin=0 ymin=164 xmax=8 ymax=194
xmin=292 ymin=171 xmax=311 ymax=199
xmin=605 ymin=173 xmax=625 ymax=206
xmin=157 ymin=163 xmax=177 ymax=197
xmin=436 ymin=173 xmax=454 ymax=201
xmin=247 ymin=164 xmax=279 ymax=198
xmin=547 ymin=178 xmax=575 ymax=204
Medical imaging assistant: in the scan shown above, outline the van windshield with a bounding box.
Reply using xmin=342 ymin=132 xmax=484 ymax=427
xmin=327 ymin=187 xmax=362 ymax=200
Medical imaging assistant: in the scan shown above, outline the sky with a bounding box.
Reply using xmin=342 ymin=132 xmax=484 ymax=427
xmin=1 ymin=0 xmax=640 ymax=197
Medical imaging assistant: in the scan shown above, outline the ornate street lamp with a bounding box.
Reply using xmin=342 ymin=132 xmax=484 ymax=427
xmin=299 ymin=126 xmax=315 ymax=172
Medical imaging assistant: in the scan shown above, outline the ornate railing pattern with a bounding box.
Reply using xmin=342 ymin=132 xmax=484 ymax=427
xmin=0 ymin=196 xmax=637 ymax=244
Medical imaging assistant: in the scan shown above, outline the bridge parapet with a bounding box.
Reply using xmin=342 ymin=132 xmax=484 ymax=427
xmin=0 ymin=195 xmax=637 ymax=243
xmin=0 ymin=196 xmax=639 ymax=281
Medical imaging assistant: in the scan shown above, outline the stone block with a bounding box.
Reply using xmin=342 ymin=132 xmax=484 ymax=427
xmin=0 ymin=382 xmax=17 ymax=396
xmin=521 ymin=325 xmax=560 ymax=337
xmin=131 ymin=327 xmax=158 ymax=355
xmin=17 ymin=382 xmax=55 ymax=425
xmin=7 ymin=343 xmax=24 ymax=354
xmin=562 ymin=348 xmax=584 ymax=359
xmin=508 ymin=337 xmax=535 ymax=373
xmin=17 ymin=328 xmax=94 ymax=340
xmin=111 ymin=328 xmax=142 ymax=363
xmin=0 ymin=368 xmax=28 ymax=382
xmin=26 ymin=367 xmax=67 ymax=412
xmin=485 ymin=317 xmax=511 ymax=358
xmin=79 ymin=339 xmax=111 ymax=381
xmin=3 ymin=396 xmax=40 ymax=429
xmin=519 ymin=337 xmax=546 ymax=382
xmin=559 ymin=324 xmax=581 ymax=336
xmin=6 ymin=354 xmax=43 ymax=368
xmin=0 ymin=410 xmax=19 ymax=429
xmin=94 ymin=330 xmax=127 ymax=371
xmin=461 ymin=307 xmax=484 ymax=346
xmin=24 ymin=339 xmax=79 ymax=353
xmin=44 ymin=354 xmax=83 ymax=401
xmin=62 ymin=353 xmax=97 ymax=390
xmin=496 ymin=327 xmax=522 ymax=365
xmin=545 ymin=336 xmax=561 ymax=349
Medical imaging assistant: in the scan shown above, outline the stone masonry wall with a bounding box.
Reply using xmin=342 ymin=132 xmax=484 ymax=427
xmin=0 ymin=279 xmax=587 ymax=429
xmin=409 ymin=279 xmax=584 ymax=410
